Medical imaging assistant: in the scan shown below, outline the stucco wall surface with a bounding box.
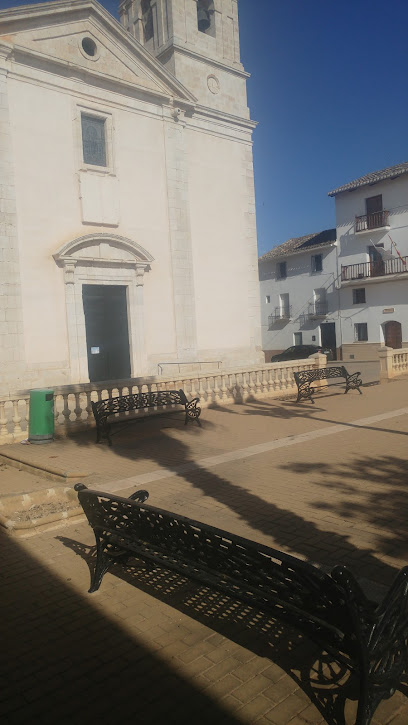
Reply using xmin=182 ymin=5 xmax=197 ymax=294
xmin=259 ymin=247 xmax=339 ymax=357
xmin=335 ymin=175 xmax=408 ymax=351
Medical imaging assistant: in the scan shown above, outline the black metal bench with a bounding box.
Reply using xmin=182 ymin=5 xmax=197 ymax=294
xmin=91 ymin=388 xmax=201 ymax=445
xmin=75 ymin=484 xmax=408 ymax=725
xmin=294 ymin=366 xmax=363 ymax=403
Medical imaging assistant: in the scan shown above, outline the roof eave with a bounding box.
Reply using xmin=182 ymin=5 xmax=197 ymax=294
xmin=259 ymin=240 xmax=336 ymax=263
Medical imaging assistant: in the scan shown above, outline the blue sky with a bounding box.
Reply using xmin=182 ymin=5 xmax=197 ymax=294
xmin=2 ymin=0 xmax=408 ymax=255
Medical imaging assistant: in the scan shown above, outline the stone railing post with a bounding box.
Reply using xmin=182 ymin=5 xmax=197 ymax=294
xmin=309 ymin=353 xmax=328 ymax=390
xmin=378 ymin=347 xmax=394 ymax=383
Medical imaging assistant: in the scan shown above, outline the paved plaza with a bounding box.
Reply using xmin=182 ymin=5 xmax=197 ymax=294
xmin=2 ymin=378 xmax=408 ymax=724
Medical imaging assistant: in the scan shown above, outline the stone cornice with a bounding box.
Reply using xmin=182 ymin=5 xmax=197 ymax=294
xmin=156 ymin=41 xmax=250 ymax=80
xmin=0 ymin=40 xmax=13 ymax=64
xmin=194 ymin=104 xmax=257 ymax=131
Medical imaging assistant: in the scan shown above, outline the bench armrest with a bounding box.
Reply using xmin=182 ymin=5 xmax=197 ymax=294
xmin=185 ymin=397 xmax=201 ymax=415
xmin=346 ymin=371 xmax=361 ymax=381
xmin=128 ymin=490 xmax=150 ymax=503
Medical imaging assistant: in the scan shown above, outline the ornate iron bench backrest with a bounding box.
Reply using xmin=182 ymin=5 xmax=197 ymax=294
xmin=78 ymin=488 xmax=351 ymax=637
xmin=294 ymin=366 xmax=347 ymax=384
xmin=93 ymin=389 xmax=187 ymax=420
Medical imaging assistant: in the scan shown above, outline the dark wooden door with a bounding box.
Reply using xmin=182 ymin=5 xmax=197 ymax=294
xmin=320 ymin=322 xmax=337 ymax=360
xmin=83 ymin=285 xmax=131 ymax=382
xmin=369 ymin=245 xmax=385 ymax=277
xmin=384 ymin=321 xmax=402 ymax=349
xmin=366 ymin=195 xmax=383 ymax=229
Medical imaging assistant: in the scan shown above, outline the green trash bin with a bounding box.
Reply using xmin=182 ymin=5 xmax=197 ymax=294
xmin=29 ymin=389 xmax=54 ymax=444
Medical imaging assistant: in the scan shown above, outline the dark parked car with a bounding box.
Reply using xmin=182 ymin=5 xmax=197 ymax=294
xmin=271 ymin=344 xmax=331 ymax=363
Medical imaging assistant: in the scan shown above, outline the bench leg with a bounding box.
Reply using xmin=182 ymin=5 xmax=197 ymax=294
xmin=89 ymin=537 xmax=112 ymax=593
xmin=296 ymin=385 xmax=314 ymax=404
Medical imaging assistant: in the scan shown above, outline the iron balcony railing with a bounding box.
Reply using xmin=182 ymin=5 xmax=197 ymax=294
xmin=355 ymin=210 xmax=389 ymax=233
xmin=268 ymin=306 xmax=291 ymax=326
xmin=341 ymin=256 xmax=408 ymax=282
xmin=308 ymin=301 xmax=328 ymax=318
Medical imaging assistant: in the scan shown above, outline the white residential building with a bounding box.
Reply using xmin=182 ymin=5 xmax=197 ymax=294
xmin=329 ymin=161 xmax=408 ymax=361
xmin=0 ymin=0 xmax=262 ymax=395
xmin=259 ymin=230 xmax=339 ymax=361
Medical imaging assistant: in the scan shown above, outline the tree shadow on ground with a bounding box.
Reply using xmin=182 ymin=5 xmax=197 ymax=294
xmin=280 ymin=455 xmax=408 ymax=561
xmin=214 ymin=395 xmax=408 ymax=437
xmin=54 ymin=401 xmax=408 ymax=721
xmin=67 ymin=408 xmax=406 ymax=588
xmin=57 ymin=534 xmax=373 ymax=725
xmin=0 ymin=527 xmax=246 ymax=725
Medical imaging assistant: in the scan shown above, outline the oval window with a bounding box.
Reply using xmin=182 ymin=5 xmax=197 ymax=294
xmin=82 ymin=37 xmax=97 ymax=57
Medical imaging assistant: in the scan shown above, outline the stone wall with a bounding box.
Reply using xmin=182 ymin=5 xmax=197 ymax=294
xmin=0 ymin=45 xmax=25 ymax=390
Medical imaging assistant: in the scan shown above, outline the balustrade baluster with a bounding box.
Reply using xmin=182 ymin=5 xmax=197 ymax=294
xmin=85 ymin=391 xmax=93 ymax=423
xmin=190 ymin=377 xmax=199 ymax=401
xmin=21 ymin=399 xmax=29 ymax=436
xmin=198 ymin=376 xmax=205 ymax=404
xmin=12 ymin=399 xmax=22 ymax=437
xmin=228 ymin=373 xmax=235 ymax=401
xmin=247 ymin=371 xmax=255 ymax=398
xmin=220 ymin=374 xmax=228 ymax=402
xmin=74 ymin=393 xmax=83 ymax=423
xmin=263 ymin=369 xmax=269 ymax=393
xmin=213 ymin=375 xmax=222 ymax=404
xmin=255 ymin=370 xmax=262 ymax=396
xmin=242 ymin=372 xmax=249 ymax=401
xmin=206 ymin=376 xmax=213 ymax=405
xmin=0 ymin=402 xmax=10 ymax=443
xmin=62 ymin=394 xmax=72 ymax=428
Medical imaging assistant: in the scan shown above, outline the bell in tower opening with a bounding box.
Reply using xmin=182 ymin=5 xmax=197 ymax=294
xmin=141 ymin=0 xmax=154 ymax=42
xmin=197 ymin=0 xmax=214 ymax=34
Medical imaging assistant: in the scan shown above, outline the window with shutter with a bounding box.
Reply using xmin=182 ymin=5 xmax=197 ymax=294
xmin=81 ymin=115 xmax=106 ymax=167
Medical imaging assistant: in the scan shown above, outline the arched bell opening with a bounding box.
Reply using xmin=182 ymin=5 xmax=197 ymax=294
xmin=141 ymin=0 xmax=154 ymax=43
xmin=197 ymin=0 xmax=215 ymax=36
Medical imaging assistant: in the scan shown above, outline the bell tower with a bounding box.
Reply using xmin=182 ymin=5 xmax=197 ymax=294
xmin=119 ymin=0 xmax=249 ymax=117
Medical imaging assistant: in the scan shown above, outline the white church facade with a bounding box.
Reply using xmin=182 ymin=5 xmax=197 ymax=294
xmin=0 ymin=0 xmax=262 ymax=395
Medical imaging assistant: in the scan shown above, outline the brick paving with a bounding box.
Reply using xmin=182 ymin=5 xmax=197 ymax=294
xmin=1 ymin=379 xmax=408 ymax=724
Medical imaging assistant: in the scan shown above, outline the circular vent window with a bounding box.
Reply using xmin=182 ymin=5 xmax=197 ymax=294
xmin=82 ymin=37 xmax=97 ymax=57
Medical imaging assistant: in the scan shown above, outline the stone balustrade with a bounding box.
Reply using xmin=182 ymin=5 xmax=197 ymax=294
xmin=0 ymin=356 xmax=324 ymax=445
xmin=379 ymin=347 xmax=408 ymax=382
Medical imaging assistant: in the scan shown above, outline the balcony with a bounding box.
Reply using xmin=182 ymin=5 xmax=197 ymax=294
xmin=355 ymin=210 xmax=389 ymax=233
xmin=308 ymin=301 xmax=328 ymax=319
xmin=341 ymin=256 xmax=408 ymax=282
xmin=268 ymin=307 xmax=291 ymax=327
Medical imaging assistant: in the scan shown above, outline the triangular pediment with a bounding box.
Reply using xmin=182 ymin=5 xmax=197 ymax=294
xmin=0 ymin=0 xmax=196 ymax=105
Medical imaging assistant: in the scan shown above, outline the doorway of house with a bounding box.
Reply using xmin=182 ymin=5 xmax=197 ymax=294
xmin=368 ymin=245 xmax=385 ymax=277
xmin=82 ymin=285 xmax=131 ymax=382
xmin=320 ymin=322 xmax=337 ymax=360
xmin=384 ymin=320 xmax=402 ymax=349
